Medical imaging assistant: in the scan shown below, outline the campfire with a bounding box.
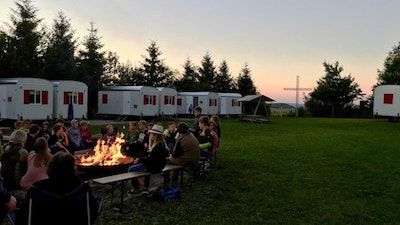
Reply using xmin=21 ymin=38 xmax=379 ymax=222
xmin=76 ymin=133 xmax=134 ymax=167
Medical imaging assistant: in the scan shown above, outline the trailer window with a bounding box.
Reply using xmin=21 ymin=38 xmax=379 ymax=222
xmin=78 ymin=92 xmax=83 ymax=105
xmin=384 ymin=93 xmax=393 ymax=104
xmin=210 ymin=99 xmax=217 ymax=107
xmin=144 ymin=95 xmax=156 ymax=105
xmin=164 ymin=96 xmax=175 ymax=105
xmin=102 ymin=94 xmax=108 ymax=104
xmin=24 ymin=90 xmax=42 ymax=104
xmin=64 ymin=92 xmax=78 ymax=104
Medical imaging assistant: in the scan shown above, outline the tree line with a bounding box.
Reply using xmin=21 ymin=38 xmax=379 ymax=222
xmin=0 ymin=0 xmax=257 ymax=116
xmin=305 ymin=41 xmax=400 ymax=118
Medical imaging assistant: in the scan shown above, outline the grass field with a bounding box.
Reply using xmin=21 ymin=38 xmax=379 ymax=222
xmin=97 ymin=118 xmax=400 ymax=225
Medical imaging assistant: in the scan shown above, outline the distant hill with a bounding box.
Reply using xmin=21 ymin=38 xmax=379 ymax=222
xmin=269 ymin=103 xmax=296 ymax=109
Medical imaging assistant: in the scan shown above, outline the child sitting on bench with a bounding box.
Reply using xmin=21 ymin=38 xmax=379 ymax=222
xmin=128 ymin=124 xmax=169 ymax=194
xmin=197 ymin=116 xmax=219 ymax=159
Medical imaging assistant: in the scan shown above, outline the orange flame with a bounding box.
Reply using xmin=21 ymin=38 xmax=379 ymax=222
xmin=77 ymin=133 xmax=131 ymax=166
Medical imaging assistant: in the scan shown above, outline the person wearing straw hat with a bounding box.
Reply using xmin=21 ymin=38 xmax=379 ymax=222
xmin=128 ymin=124 xmax=169 ymax=194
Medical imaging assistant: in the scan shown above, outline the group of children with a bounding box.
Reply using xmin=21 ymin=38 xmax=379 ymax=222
xmin=0 ymin=106 xmax=222 ymax=223
xmin=124 ymin=106 xmax=221 ymax=193
xmin=0 ymin=118 xmax=99 ymax=224
xmin=9 ymin=118 xmax=95 ymax=156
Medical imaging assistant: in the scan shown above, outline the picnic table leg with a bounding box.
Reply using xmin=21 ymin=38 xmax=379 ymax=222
xmin=119 ymin=180 xmax=126 ymax=213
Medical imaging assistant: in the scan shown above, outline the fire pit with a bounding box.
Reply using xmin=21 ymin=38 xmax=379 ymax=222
xmin=76 ymin=134 xmax=134 ymax=175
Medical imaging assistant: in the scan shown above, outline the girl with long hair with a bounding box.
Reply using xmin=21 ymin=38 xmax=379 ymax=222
xmin=128 ymin=124 xmax=169 ymax=193
xmin=20 ymin=137 xmax=51 ymax=190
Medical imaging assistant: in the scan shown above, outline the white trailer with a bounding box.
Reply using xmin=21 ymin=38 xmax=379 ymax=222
xmin=177 ymin=92 xmax=219 ymax=115
xmin=157 ymin=87 xmax=177 ymax=116
xmin=98 ymin=86 xmax=160 ymax=117
xmin=373 ymin=85 xmax=400 ymax=117
xmin=0 ymin=78 xmax=53 ymax=120
xmin=218 ymin=93 xmax=242 ymax=115
xmin=52 ymin=80 xmax=88 ymax=119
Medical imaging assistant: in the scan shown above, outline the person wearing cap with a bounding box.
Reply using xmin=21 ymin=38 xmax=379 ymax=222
xmin=67 ymin=119 xmax=84 ymax=154
xmin=166 ymin=122 xmax=200 ymax=182
xmin=128 ymin=124 xmax=169 ymax=193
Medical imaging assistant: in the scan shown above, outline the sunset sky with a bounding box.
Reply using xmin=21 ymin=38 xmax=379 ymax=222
xmin=1 ymin=0 xmax=400 ymax=102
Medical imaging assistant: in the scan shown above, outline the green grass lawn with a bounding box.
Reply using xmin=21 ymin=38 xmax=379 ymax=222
xmin=96 ymin=117 xmax=400 ymax=225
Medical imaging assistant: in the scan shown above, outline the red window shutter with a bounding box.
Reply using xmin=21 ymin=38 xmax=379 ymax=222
xmin=209 ymin=99 xmax=212 ymax=106
xmin=177 ymin=98 xmax=182 ymax=106
xmin=143 ymin=95 xmax=147 ymax=105
xmin=102 ymin=94 xmax=108 ymax=104
xmin=23 ymin=90 xmax=30 ymax=104
xmin=42 ymin=90 xmax=48 ymax=105
xmin=78 ymin=92 xmax=83 ymax=105
xmin=172 ymin=96 xmax=176 ymax=105
xmin=384 ymin=94 xmax=394 ymax=104
xmin=164 ymin=96 xmax=168 ymax=105
xmin=153 ymin=96 xmax=157 ymax=105
xmin=64 ymin=92 xmax=69 ymax=104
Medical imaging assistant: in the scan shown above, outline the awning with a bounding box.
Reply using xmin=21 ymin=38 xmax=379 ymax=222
xmin=237 ymin=95 xmax=275 ymax=102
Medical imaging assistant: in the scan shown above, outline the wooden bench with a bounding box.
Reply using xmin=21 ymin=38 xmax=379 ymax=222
xmin=92 ymin=164 xmax=184 ymax=212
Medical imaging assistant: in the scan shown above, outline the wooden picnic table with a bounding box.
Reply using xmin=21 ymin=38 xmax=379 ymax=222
xmin=92 ymin=164 xmax=184 ymax=213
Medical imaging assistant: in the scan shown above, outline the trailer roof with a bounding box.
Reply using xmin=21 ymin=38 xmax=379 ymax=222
xmin=0 ymin=77 xmax=51 ymax=85
xmin=102 ymin=86 xmax=145 ymax=91
xmin=51 ymin=80 xmax=87 ymax=87
xmin=218 ymin=93 xmax=242 ymax=97
xmin=178 ymin=92 xmax=217 ymax=96
xmin=157 ymin=87 xmax=177 ymax=92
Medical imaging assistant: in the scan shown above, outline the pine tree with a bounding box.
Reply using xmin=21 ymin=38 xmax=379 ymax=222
xmin=116 ymin=62 xmax=144 ymax=86
xmin=215 ymin=60 xmax=235 ymax=92
xmin=237 ymin=63 xmax=257 ymax=96
xmin=0 ymin=31 xmax=12 ymax=76
xmin=305 ymin=61 xmax=364 ymax=117
xmin=175 ymin=58 xmax=200 ymax=91
xmin=198 ymin=53 xmax=216 ymax=91
xmin=102 ymin=51 xmax=120 ymax=86
xmin=140 ymin=41 xmax=174 ymax=87
xmin=43 ymin=11 xmax=77 ymax=80
xmin=77 ymin=22 xmax=106 ymax=117
xmin=2 ymin=0 xmax=43 ymax=77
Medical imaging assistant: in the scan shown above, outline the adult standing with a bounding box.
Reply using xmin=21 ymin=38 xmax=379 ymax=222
xmin=192 ymin=106 xmax=202 ymax=138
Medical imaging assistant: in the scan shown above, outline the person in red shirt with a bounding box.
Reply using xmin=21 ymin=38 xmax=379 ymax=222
xmin=79 ymin=120 xmax=95 ymax=149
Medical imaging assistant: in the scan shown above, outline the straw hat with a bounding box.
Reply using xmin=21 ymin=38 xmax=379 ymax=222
xmin=149 ymin=124 xmax=163 ymax=135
